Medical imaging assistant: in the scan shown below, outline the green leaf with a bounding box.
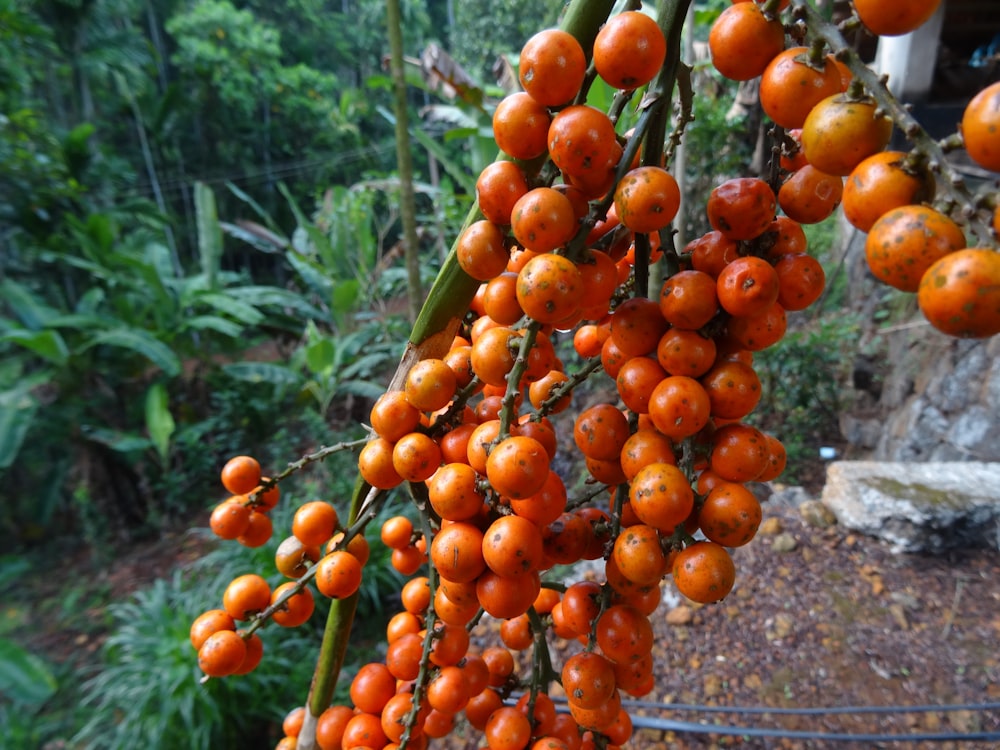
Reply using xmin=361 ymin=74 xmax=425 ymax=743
xmin=219 ymin=221 xmax=284 ymax=253
xmin=0 ymin=280 xmax=57 ymax=330
xmin=38 ymin=250 xmax=108 ymax=279
xmin=0 ymin=557 xmax=31 ymax=593
xmin=409 ymin=126 xmax=476 ymax=194
xmin=277 ymin=183 xmax=339 ymax=268
xmin=195 ymin=292 xmax=265 ymax=326
xmin=149 ymin=82 xmax=182 ymax=138
xmin=305 ymin=338 xmax=336 ymax=374
xmin=341 ymin=351 xmax=393 ymax=380
xmin=182 ymin=315 xmax=244 ymax=338
xmin=85 ymin=212 xmax=115 ymax=256
xmin=0 ymin=638 xmax=57 ymax=707
xmin=366 ymin=74 xmax=392 ymax=91
xmin=585 ymin=76 xmax=617 ymax=119
xmin=225 ymin=181 xmax=282 ymax=233
xmin=0 ymin=383 xmax=42 ymax=469
xmin=442 ymin=126 xmax=479 ymax=142
xmin=80 ymin=426 xmax=153 ymax=453
xmin=238 ymin=286 xmax=328 ymax=321
xmin=75 ymin=287 xmax=106 ymax=314
xmin=65 ymin=122 xmax=96 ymax=151
xmin=0 ymin=329 xmax=68 ymax=365
xmin=222 ymin=362 xmax=303 ymax=386
xmin=332 ymin=279 xmax=361 ymax=316
xmin=114 ymin=254 xmax=171 ymax=305
xmin=286 ymin=251 xmax=333 ymax=297
xmin=84 ymin=329 xmax=182 ymax=377
xmin=145 ymin=383 xmax=175 ymax=463
xmin=195 ymin=182 xmax=222 ymax=290
xmin=43 ymin=313 xmax=108 ymax=331
xmin=694 ymin=8 xmax=723 ymax=25
xmin=145 ymin=242 xmax=178 ymax=282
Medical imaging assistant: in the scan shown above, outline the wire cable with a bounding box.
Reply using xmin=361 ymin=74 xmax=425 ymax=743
xmin=512 ymin=693 xmax=1000 ymax=743
xmin=628 ymin=714 xmax=1000 ymax=743
xmin=119 ymin=142 xmax=396 ymax=200
xmin=537 ymin=692 xmax=1000 ymax=717
xmin=618 ymin=697 xmax=1000 ymax=716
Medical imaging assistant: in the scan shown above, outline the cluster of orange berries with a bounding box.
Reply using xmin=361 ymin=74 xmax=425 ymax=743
xmin=191 ymin=456 xmax=275 ymax=678
xmin=276 ymin=582 xmax=637 ymax=750
xmin=194 ymin=3 xmax=999 ymax=749
xmin=710 ymin=0 xmax=1000 ymax=338
xmin=307 ymin=10 xmax=805 ymax=749
xmin=193 ymin=456 xmax=373 ymax=678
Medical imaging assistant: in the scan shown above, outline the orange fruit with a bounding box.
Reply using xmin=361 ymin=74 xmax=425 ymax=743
xmin=961 ymin=81 xmax=1000 ymax=173
xmin=918 ymin=248 xmax=1000 ymax=338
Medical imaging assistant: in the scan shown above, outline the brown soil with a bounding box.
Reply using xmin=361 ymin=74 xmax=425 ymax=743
xmin=470 ymin=497 xmax=1000 ymax=750
xmin=12 ymin=518 xmax=216 ymax=669
xmin=625 ymin=497 xmax=1000 ymax=750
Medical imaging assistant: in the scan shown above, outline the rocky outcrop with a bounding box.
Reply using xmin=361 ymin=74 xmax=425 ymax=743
xmin=820 ymin=461 xmax=1000 ymax=553
xmin=838 ymin=220 xmax=1000 ymax=463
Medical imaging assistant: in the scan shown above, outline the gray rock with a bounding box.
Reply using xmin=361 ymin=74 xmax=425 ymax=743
xmin=984 ymin=354 xmax=1000 ymax=412
xmin=948 ymin=406 xmax=1000 ymax=460
xmin=931 ymin=344 xmax=985 ymax=413
xmin=821 ymin=461 xmax=1000 ymax=553
xmin=747 ymin=482 xmax=773 ymax=503
xmin=839 ymin=414 xmax=884 ymax=450
xmin=929 ymin=443 xmax=968 ymax=463
xmin=771 ymin=533 xmax=798 ymax=553
xmin=769 ymin=485 xmax=811 ymax=507
xmin=800 ymin=499 xmax=837 ymax=528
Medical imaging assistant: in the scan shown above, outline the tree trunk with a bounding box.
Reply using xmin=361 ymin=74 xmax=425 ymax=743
xmin=387 ymin=0 xmax=423 ymax=324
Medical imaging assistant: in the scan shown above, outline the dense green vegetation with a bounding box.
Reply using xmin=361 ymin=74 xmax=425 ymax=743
xmin=0 ymin=0 xmax=563 ymax=550
xmin=0 ymin=1 xmax=563 ymax=746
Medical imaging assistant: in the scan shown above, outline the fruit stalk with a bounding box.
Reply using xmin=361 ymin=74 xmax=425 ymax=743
xmin=793 ymin=1 xmax=996 ymax=245
xmin=397 ymin=500 xmax=439 ymax=750
xmin=636 ymin=0 xmax=694 ymax=295
xmin=249 ymin=438 xmax=367 ymax=504
xmin=296 ymin=3 xmax=618 ymax=747
xmin=298 ymin=479 xmax=379 ymax=750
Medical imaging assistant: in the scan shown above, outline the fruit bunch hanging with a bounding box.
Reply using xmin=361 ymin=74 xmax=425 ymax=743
xmin=187 ymin=2 xmax=1000 ymax=749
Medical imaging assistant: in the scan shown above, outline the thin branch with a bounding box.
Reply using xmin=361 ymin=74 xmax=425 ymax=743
xmin=793 ymin=1 xmax=997 ymax=246
xmin=248 ymin=438 xmax=368 ymax=507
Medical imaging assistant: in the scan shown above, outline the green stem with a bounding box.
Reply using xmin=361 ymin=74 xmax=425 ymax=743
xmin=525 ymin=606 xmax=557 ymax=724
xmin=633 ymin=233 xmax=652 ymax=298
xmin=499 ymin=323 xmax=540 ymax=439
xmin=589 ymin=480 xmax=630 ymax=651
xmin=565 ymin=482 xmax=614 ymax=512
xmin=297 ymin=478 xmax=382 ymax=749
xmin=760 ymin=0 xmax=784 ymax=19
xmin=650 ymin=0 xmax=696 ymax=157
xmin=399 ymin=492 xmax=438 ymax=750
xmin=565 ymin=105 xmax=662 ymax=264
xmin=663 ymin=62 xmax=695 ymax=167
xmin=766 ymin=124 xmax=785 ymax=195
xmin=409 ymin=0 xmax=617 ymax=350
xmin=564 ymin=4 xmax=693 ymax=265
xmin=536 ymin=357 xmax=603 ymax=418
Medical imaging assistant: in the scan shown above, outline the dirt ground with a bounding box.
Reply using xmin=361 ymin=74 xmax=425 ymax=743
xmin=625 ymin=495 xmax=1000 ymax=750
